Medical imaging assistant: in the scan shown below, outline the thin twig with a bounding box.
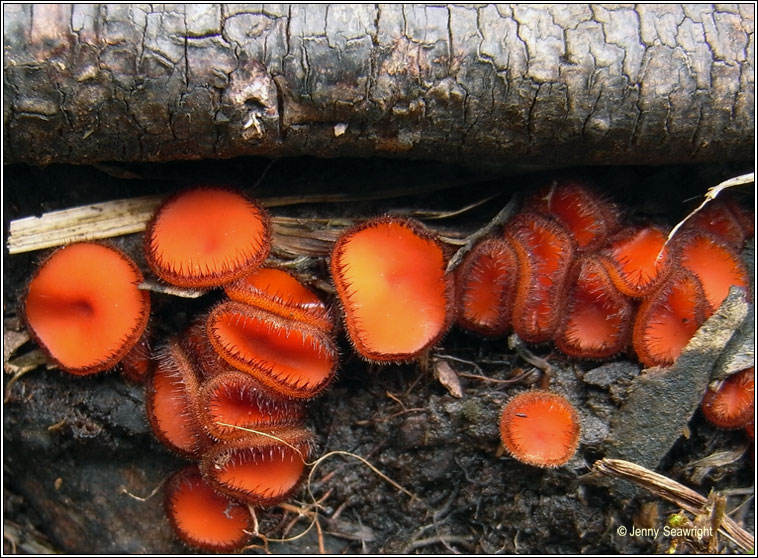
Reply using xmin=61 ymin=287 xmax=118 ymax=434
xmin=403 ymin=534 xmax=473 ymax=553
xmin=445 ymin=194 xmax=520 ymax=273
xmin=120 ymin=477 xmax=166 ymax=502
xmin=395 ymin=192 xmax=500 ymax=220
xmin=214 ymin=423 xmax=417 ymax=500
xmin=458 ymin=372 xmax=529 ymax=385
xmin=659 ymin=172 xmax=755 ymax=259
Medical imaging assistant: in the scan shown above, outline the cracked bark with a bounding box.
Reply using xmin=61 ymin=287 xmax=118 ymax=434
xmin=3 ymin=4 xmax=754 ymax=166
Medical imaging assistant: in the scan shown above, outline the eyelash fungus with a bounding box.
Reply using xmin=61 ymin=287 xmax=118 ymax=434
xmin=330 ymin=216 xmax=455 ymax=362
xmin=23 ymin=242 xmax=150 ymax=376
xmin=144 ymin=187 xmax=271 ymax=288
xmin=19 ymin=181 xmax=753 ymax=552
xmin=499 ymin=390 xmax=581 ymax=468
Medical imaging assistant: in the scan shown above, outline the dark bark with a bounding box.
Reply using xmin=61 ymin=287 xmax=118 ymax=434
xmin=3 ymin=4 xmax=754 ymax=166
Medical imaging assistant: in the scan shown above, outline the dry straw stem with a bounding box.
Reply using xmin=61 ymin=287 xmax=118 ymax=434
xmin=6 ymin=195 xmax=350 ymax=256
xmin=593 ymin=458 xmax=754 ymax=552
xmin=660 ymin=172 xmax=754 ymax=257
xmin=7 ymin=195 xmax=163 ymax=254
xmin=6 ymin=179 xmax=480 ymax=255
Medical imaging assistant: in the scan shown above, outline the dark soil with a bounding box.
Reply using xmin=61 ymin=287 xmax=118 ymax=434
xmin=3 ymin=158 xmax=754 ymax=554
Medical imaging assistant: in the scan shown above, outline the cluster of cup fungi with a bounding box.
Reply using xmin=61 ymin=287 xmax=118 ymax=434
xmin=21 ymin=180 xmax=753 ymax=551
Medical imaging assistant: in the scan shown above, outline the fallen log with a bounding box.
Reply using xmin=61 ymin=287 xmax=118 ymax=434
xmin=4 ymin=4 xmax=754 ymax=166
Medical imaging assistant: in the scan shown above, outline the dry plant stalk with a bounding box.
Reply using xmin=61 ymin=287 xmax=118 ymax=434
xmin=7 ymin=195 xmax=163 ymax=254
xmin=660 ymin=172 xmax=754 ymax=255
xmin=6 ymin=195 xmax=350 ymax=256
xmin=6 ymin=180 xmax=475 ymax=255
xmin=593 ymin=458 xmax=754 ymax=552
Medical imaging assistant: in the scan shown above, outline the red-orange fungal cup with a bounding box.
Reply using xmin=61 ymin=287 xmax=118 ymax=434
xmin=598 ymin=225 xmax=670 ymax=298
xmin=555 ymin=255 xmax=633 ymax=359
xmin=499 ymin=390 xmax=581 ymax=468
xmin=119 ymin=329 xmax=154 ymax=384
xmin=455 ymin=237 xmax=519 ymax=337
xmin=206 ymin=300 xmax=338 ymax=399
xmin=701 ymin=368 xmax=754 ymax=430
xmin=144 ymin=187 xmax=271 ymax=288
xmin=200 ymin=425 xmax=313 ymax=507
xmin=681 ymin=199 xmax=747 ymax=250
xmin=330 ymin=217 xmax=454 ymax=362
xmin=197 ymin=369 xmax=306 ymax=441
xmin=675 ymin=231 xmax=750 ymax=314
xmin=528 ymin=180 xmax=620 ymax=252
xmin=505 ymin=212 xmax=574 ymax=344
xmin=23 ymin=242 xmax=150 ymax=376
xmin=225 ymin=266 xmax=334 ymax=333
xmin=145 ymin=338 xmax=207 ymax=458
xmin=720 ymin=193 xmax=754 ymax=239
xmin=632 ymin=269 xmax=708 ymax=368
xmin=164 ymin=465 xmax=252 ymax=552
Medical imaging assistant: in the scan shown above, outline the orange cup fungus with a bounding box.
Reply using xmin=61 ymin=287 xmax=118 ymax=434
xmin=146 ymin=302 xmax=321 ymax=548
xmin=19 ymin=179 xmax=754 ymax=552
xmin=331 ymin=217 xmax=453 ymax=362
xmin=681 ymin=198 xmax=749 ymax=250
xmin=198 ymin=369 xmax=305 ymax=441
xmin=142 ymin=203 xmax=337 ymax=550
xmin=701 ymin=368 xmax=754 ymax=430
xmin=200 ymin=426 xmax=312 ymax=506
xmin=598 ymin=226 xmax=670 ymax=298
xmin=206 ymin=300 xmax=338 ymax=399
xmin=225 ymin=266 xmax=334 ymax=333
xmin=451 ymin=181 xmax=752 ymax=370
xmin=555 ymin=256 xmax=633 ymax=360
xmin=499 ymin=390 xmax=581 ymax=468
xmin=455 ymin=237 xmax=519 ymax=337
xmin=676 ymin=232 xmax=750 ymax=313
xmin=527 ymin=180 xmax=620 ymax=252
xmin=144 ymin=187 xmax=271 ymax=288
xmin=632 ymin=269 xmax=708 ymax=368
xmin=119 ymin=330 xmax=154 ymax=383
xmin=145 ymin=338 xmax=207 ymax=458
xmin=720 ymin=193 xmax=754 ymax=238
xmin=164 ymin=466 xmax=253 ymax=552
xmin=505 ymin=212 xmax=574 ymax=344
xmin=23 ymin=242 xmax=150 ymax=375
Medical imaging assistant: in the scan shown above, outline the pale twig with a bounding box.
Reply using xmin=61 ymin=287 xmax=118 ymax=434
xmin=446 ymin=194 xmax=520 ymax=273
xmin=458 ymin=372 xmax=530 ymax=385
xmin=138 ymin=280 xmax=207 ymax=298
xmin=396 ymin=192 xmax=500 ymax=220
xmin=214 ymin=423 xmax=415 ymax=499
xmin=120 ymin=477 xmax=166 ymax=502
xmin=659 ymin=172 xmax=754 ymax=259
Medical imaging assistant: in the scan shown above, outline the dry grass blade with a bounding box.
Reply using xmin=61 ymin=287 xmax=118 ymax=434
xmin=6 ymin=195 xmax=351 ymax=256
xmin=593 ymin=458 xmax=754 ymax=552
xmin=6 ymin=177 xmax=481 ymax=255
xmin=445 ymin=194 xmax=520 ymax=273
xmin=7 ymin=195 xmax=163 ymax=254
xmin=659 ymin=172 xmax=755 ymax=258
